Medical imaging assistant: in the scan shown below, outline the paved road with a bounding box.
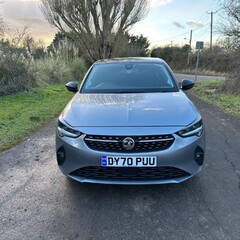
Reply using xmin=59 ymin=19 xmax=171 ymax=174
xmin=175 ymin=73 xmax=225 ymax=82
xmin=1 ymin=93 xmax=240 ymax=240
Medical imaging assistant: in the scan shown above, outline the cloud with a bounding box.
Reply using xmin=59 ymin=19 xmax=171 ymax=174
xmin=150 ymin=0 xmax=172 ymax=7
xmin=173 ymin=21 xmax=185 ymax=29
xmin=1 ymin=0 xmax=55 ymax=43
xmin=186 ymin=20 xmax=204 ymax=28
xmin=2 ymin=0 xmax=42 ymax=19
xmin=18 ymin=18 xmax=47 ymax=25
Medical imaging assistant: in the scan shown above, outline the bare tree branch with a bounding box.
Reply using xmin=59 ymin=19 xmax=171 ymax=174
xmin=218 ymin=0 xmax=240 ymax=45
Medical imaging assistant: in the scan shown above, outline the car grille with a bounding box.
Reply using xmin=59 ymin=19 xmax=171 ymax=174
xmin=71 ymin=167 xmax=190 ymax=181
xmin=84 ymin=134 xmax=175 ymax=152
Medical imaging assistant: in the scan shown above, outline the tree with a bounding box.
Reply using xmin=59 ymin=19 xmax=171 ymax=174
xmin=113 ymin=33 xmax=150 ymax=57
xmin=151 ymin=46 xmax=189 ymax=70
xmin=219 ymin=0 xmax=240 ymax=48
xmin=49 ymin=31 xmax=150 ymax=64
xmin=22 ymin=36 xmax=47 ymax=60
xmin=0 ymin=1 xmax=4 ymax=37
xmin=128 ymin=34 xmax=150 ymax=56
xmin=40 ymin=0 xmax=149 ymax=63
xmin=218 ymin=0 xmax=240 ymax=94
xmin=47 ymin=32 xmax=80 ymax=60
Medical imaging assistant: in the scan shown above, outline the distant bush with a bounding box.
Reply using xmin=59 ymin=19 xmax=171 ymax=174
xmin=0 ymin=53 xmax=32 ymax=96
xmin=30 ymin=59 xmax=67 ymax=86
xmin=0 ymin=38 xmax=32 ymax=96
xmin=223 ymin=68 xmax=240 ymax=95
xmin=151 ymin=44 xmax=233 ymax=74
xmin=151 ymin=45 xmax=190 ymax=71
xmin=67 ymin=58 xmax=87 ymax=82
xmin=30 ymin=58 xmax=86 ymax=86
xmin=221 ymin=50 xmax=240 ymax=95
xmin=0 ymin=57 xmax=87 ymax=96
xmin=0 ymin=51 xmax=87 ymax=96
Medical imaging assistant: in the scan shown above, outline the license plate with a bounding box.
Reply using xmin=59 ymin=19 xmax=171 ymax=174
xmin=101 ymin=156 xmax=157 ymax=167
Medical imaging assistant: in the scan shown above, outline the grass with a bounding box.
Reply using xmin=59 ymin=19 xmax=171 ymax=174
xmin=0 ymin=84 xmax=74 ymax=152
xmin=190 ymin=80 xmax=240 ymax=118
xmin=1 ymin=80 xmax=239 ymax=152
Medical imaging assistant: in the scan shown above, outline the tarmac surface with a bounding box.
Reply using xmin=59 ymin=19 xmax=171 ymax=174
xmin=0 ymin=85 xmax=240 ymax=240
xmin=176 ymin=73 xmax=225 ymax=82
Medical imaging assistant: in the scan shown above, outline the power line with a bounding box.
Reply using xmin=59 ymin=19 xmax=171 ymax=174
xmin=195 ymin=12 xmax=209 ymax=24
xmin=151 ymin=6 xmax=219 ymax=45
xmin=194 ymin=24 xmax=210 ymax=38
xmin=151 ymin=11 xmax=213 ymax=44
xmin=151 ymin=31 xmax=190 ymax=43
xmin=151 ymin=24 xmax=206 ymax=44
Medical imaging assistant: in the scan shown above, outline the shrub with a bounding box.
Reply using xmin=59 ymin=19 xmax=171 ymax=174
xmin=222 ymin=68 xmax=240 ymax=95
xmin=0 ymin=55 xmax=87 ymax=96
xmin=68 ymin=58 xmax=87 ymax=81
xmin=30 ymin=58 xmax=70 ymax=85
xmin=221 ymin=50 xmax=240 ymax=95
xmin=29 ymin=58 xmax=87 ymax=87
xmin=0 ymin=55 xmax=32 ymax=96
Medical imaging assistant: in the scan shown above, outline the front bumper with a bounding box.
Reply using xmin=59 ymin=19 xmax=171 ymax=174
xmin=55 ymin=127 xmax=205 ymax=185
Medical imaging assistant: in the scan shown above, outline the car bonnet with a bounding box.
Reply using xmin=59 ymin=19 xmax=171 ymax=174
xmin=61 ymin=92 xmax=199 ymax=127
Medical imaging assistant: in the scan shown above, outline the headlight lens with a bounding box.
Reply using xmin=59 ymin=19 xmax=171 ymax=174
xmin=57 ymin=120 xmax=81 ymax=138
xmin=177 ymin=119 xmax=203 ymax=137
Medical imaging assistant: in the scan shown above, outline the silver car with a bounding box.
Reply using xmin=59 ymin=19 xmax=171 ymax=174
xmin=56 ymin=58 xmax=205 ymax=185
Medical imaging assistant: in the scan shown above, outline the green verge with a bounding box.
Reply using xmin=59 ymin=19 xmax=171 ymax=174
xmin=0 ymin=84 xmax=74 ymax=152
xmin=190 ymin=80 xmax=240 ymax=118
xmin=1 ymin=80 xmax=239 ymax=152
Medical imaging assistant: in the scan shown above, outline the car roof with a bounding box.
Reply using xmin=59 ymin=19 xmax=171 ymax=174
xmin=95 ymin=57 xmax=166 ymax=65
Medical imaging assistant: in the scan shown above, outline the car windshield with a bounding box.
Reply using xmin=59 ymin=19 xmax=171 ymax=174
xmin=81 ymin=62 xmax=179 ymax=93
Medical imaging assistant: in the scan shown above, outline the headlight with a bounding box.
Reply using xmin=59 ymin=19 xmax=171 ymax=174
xmin=177 ymin=119 xmax=203 ymax=137
xmin=57 ymin=120 xmax=81 ymax=138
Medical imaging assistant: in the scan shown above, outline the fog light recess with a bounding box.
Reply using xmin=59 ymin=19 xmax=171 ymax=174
xmin=194 ymin=146 xmax=204 ymax=166
xmin=57 ymin=147 xmax=66 ymax=165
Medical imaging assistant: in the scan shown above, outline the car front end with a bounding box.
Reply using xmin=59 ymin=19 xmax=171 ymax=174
xmin=55 ymin=58 xmax=205 ymax=185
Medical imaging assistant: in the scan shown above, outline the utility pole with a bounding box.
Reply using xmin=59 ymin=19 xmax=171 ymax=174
xmin=195 ymin=41 xmax=204 ymax=81
xmin=206 ymin=11 xmax=216 ymax=50
xmin=187 ymin=30 xmax=192 ymax=67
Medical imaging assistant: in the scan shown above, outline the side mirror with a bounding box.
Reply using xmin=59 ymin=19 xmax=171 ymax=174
xmin=66 ymin=81 xmax=78 ymax=93
xmin=181 ymin=79 xmax=195 ymax=91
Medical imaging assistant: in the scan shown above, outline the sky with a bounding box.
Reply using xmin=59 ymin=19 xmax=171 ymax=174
xmin=1 ymin=0 xmax=222 ymax=48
